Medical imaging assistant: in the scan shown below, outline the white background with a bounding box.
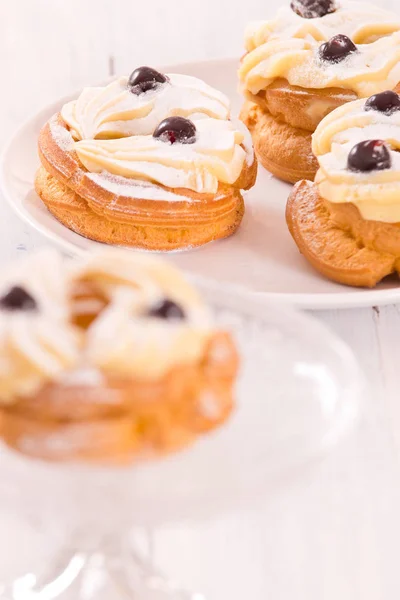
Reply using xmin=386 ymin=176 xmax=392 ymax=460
xmin=1 ymin=1 xmax=400 ymax=598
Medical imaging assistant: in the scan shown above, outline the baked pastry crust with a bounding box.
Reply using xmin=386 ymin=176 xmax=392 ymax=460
xmin=0 ymin=250 xmax=240 ymax=462
xmin=240 ymin=100 xmax=318 ymax=184
xmin=240 ymin=79 xmax=358 ymax=183
xmin=1 ymin=332 xmax=238 ymax=463
xmin=37 ymin=115 xmax=257 ymax=251
xmin=238 ymin=3 xmax=400 ymax=184
xmin=286 ymin=180 xmax=400 ymax=288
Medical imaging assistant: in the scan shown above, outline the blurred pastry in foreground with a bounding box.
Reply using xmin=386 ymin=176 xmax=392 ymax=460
xmin=36 ymin=67 xmax=256 ymax=251
xmin=286 ymin=90 xmax=400 ymax=287
xmin=239 ymin=0 xmax=400 ymax=183
xmin=0 ymin=249 xmax=238 ymax=463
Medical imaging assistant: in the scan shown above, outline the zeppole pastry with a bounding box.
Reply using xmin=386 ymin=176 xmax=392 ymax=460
xmin=287 ymin=90 xmax=400 ymax=287
xmin=239 ymin=0 xmax=400 ymax=184
xmin=0 ymin=249 xmax=239 ymax=462
xmin=36 ymin=67 xmax=256 ymax=251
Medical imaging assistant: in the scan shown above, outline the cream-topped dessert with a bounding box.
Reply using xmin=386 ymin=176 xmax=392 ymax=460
xmin=240 ymin=0 xmax=400 ymax=98
xmin=36 ymin=66 xmax=257 ymax=250
xmin=313 ymin=90 xmax=400 ymax=222
xmin=0 ymin=249 xmax=215 ymax=403
xmin=0 ymin=249 xmax=239 ymax=462
xmin=0 ymin=252 xmax=79 ymax=404
xmin=245 ymin=1 xmax=400 ymax=50
xmin=74 ymin=118 xmax=249 ymax=195
xmin=62 ymin=72 xmax=231 ymax=140
xmin=60 ymin=68 xmax=253 ymax=190
xmin=240 ymin=31 xmax=400 ymax=98
xmin=238 ymin=0 xmax=400 ymax=185
xmin=286 ymin=89 xmax=400 ymax=288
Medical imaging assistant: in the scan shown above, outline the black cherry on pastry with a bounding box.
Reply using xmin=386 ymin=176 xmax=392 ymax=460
xmin=290 ymin=0 xmax=337 ymax=19
xmin=0 ymin=286 xmax=37 ymax=311
xmin=148 ymin=299 xmax=185 ymax=320
xmin=347 ymin=140 xmax=392 ymax=173
xmin=365 ymin=91 xmax=400 ymax=116
xmin=319 ymin=35 xmax=357 ymax=64
xmin=153 ymin=117 xmax=197 ymax=145
xmin=128 ymin=66 xmax=168 ymax=95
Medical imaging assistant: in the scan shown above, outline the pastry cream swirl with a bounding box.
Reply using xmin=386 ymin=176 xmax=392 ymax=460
xmin=60 ymin=74 xmax=251 ymax=194
xmin=239 ymin=1 xmax=400 ymax=96
xmin=0 ymin=250 xmax=215 ymax=403
xmin=62 ymin=74 xmax=230 ymax=140
xmin=0 ymin=252 xmax=81 ymax=403
xmin=75 ymin=118 xmax=248 ymax=194
xmin=313 ymin=98 xmax=400 ymax=223
xmin=79 ymin=251 xmax=213 ymax=379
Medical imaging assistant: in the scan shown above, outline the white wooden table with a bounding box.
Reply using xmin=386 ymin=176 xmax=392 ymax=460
xmin=1 ymin=1 xmax=400 ymax=598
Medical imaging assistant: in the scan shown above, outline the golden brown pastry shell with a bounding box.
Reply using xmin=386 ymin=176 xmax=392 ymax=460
xmin=36 ymin=114 xmax=257 ymax=251
xmin=286 ymin=180 xmax=400 ymax=288
xmin=0 ymin=332 xmax=239 ymax=463
xmin=240 ymin=101 xmax=318 ymax=184
xmin=247 ymin=79 xmax=357 ymax=133
xmin=240 ymin=79 xmax=400 ymax=184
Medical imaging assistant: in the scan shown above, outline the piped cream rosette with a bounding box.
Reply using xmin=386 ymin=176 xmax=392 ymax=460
xmin=0 ymin=249 xmax=239 ymax=462
xmin=74 ymin=117 xmax=249 ymax=195
xmin=240 ymin=1 xmax=400 ymax=96
xmin=313 ymin=97 xmax=400 ymax=222
xmin=62 ymin=74 xmax=231 ymax=140
xmin=240 ymin=30 xmax=400 ymax=98
xmin=0 ymin=252 xmax=80 ymax=404
xmin=0 ymin=249 xmax=217 ymax=405
xmin=36 ymin=69 xmax=256 ymax=250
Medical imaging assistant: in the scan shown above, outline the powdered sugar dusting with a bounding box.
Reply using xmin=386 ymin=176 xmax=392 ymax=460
xmin=49 ymin=116 xmax=73 ymax=151
xmin=87 ymin=172 xmax=195 ymax=202
xmin=314 ymin=97 xmax=400 ymax=222
xmin=61 ymin=367 xmax=104 ymax=387
xmin=240 ymin=2 xmax=400 ymax=96
xmin=234 ymin=119 xmax=255 ymax=166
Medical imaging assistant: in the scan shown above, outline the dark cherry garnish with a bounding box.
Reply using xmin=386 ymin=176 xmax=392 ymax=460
xmin=153 ymin=117 xmax=196 ymax=145
xmin=291 ymin=0 xmax=337 ymax=19
xmin=319 ymin=34 xmax=357 ymax=64
xmin=0 ymin=286 xmax=37 ymax=311
xmin=365 ymin=91 xmax=400 ymax=116
xmin=128 ymin=66 xmax=168 ymax=95
xmin=347 ymin=140 xmax=392 ymax=173
xmin=148 ymin=299 xmax=185 ymax=320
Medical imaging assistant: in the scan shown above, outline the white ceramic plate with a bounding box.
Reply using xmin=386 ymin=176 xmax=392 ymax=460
xmin=1 ymin=57 xmax=400 ymax=310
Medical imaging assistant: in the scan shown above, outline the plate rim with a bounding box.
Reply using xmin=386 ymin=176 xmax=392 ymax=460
xmin=1 ymin=56 xmax=400 ymax=311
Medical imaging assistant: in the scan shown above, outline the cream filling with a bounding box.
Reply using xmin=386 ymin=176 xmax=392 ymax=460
xmin=240 ymin=32 xmax=400 ymax=98
xmin=72 ymin=251 xmax=214 ymax=380
xmin=62 ymin=74 xmax=231 ymax=140
xmin=0 ymin=252 xmax=81 ymax=403
xmin=0 ymin=250 xmax=217 ymax=404
xmin=313 ymin=98 xmax=400 ymax=222
xmin=75 ymin=118 xmax=247 ymax=194
xmin=239 ymin=0 xmax=400 ymax=96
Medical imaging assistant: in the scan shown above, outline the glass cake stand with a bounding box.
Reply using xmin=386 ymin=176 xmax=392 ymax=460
xmin=0 ymin=293 xmax=364 ymax=600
